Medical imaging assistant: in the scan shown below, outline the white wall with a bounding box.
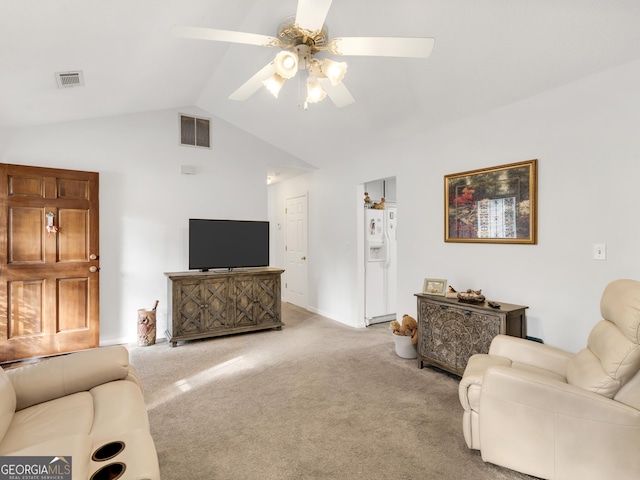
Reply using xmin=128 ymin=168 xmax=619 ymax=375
xmin=269 ymin=58 xmax=640 ymax=353
xmin=2 ymin=59 xmax=638 ymax=352
xmin=0 ymin=107 xmax=300 ymax=344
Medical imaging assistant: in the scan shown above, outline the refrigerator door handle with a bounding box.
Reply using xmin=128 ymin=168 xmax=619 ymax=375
xmin=382 ymin=230 xmax=391 ymax=268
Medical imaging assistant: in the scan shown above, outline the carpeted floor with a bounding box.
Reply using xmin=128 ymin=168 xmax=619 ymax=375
xmin=129 ymin=303 xmax=536 ymax=480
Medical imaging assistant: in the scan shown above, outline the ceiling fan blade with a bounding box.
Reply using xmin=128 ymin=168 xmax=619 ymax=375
xmin=229 ymin=63 xmax=277 ymax=101
xmin=318 ymin=78 xmax=355 ymax=108
xmin=171 ymin=25 xmax=280 ymax=48
xmin=295 ymin=0 xmax=333 ymax=32
xmin=328 ymin=36 xmax=435 ymax=58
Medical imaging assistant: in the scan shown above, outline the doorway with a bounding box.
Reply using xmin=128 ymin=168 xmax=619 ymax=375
xmin=363 ymin=177 xmax=397 ymax=325
xmin=0 ymin=164 xmax=100 ymax=362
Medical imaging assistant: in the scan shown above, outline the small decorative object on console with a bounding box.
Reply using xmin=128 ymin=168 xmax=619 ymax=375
xmin=445 ymin=285 xmax=458 ymax=299
xmin=457 ymin=289 xmax=486 ymax=303
xmin=423 ymin=278 xmax=447 ymax=296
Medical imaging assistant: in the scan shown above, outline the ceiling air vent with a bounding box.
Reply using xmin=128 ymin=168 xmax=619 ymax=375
xmin=55 ymin=71 xmax=84 ymax=88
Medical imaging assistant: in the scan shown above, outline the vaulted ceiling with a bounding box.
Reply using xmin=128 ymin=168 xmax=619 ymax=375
xmin=2 ymin=1 xmax=640 ymax=179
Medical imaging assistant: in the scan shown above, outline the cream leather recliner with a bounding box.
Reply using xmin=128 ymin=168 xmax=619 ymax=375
xmin=458 ymin=279 xmax=640 ymax=480
xmin=0 ymin=345 xmax=160 ymax=480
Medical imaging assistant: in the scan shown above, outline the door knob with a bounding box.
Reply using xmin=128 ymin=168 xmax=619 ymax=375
xmin=89 ymin=266 xmax=99 ymax=273
xmin=89 ymin=254 xmax=98 ymax=260
xmin=301 ymin=256 xmax=306 ymax=260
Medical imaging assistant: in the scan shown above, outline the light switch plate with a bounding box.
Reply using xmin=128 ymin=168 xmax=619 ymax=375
xmin=593 ymin=243 xmax=606 ymax=260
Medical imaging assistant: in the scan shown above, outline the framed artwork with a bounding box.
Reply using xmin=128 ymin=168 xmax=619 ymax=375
xmin=423 ymin=278 xmax=447 ymax=296
xmin=445 ymin=159 xmax=538 ymax=244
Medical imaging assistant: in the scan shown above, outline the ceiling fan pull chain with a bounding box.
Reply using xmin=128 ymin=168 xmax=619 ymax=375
xmin=297 ymin=73 xmax=305 ymax=110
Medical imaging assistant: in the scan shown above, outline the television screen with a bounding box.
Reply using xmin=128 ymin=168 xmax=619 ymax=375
xmin=189 ymin=219 xmax=269 ymax=271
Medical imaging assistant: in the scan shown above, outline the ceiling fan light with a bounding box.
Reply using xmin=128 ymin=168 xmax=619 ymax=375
xmin=262 ymin=73 xmax=286 ymax=98
xmin=274 ymin=50 xmax=298 ymax=79
xmin=306 ymin=76 xmax=327 ymax=104
xmin=321 ymin=58 xmax=348 ymax=86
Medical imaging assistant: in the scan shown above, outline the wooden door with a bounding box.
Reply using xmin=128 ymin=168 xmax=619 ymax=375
xmin=0 ymin=164 xmax=99 ymax=363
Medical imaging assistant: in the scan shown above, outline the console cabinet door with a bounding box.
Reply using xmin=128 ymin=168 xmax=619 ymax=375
xmin=175 ymin=277 xmax=230 ymax=336
xmin=232 ymin=275 xmax=258 ymax=327
xmin=174 ymin=279 xmax=205 ymax=337
xmin=254 ymin=274 xmax=281 ymax=326
xmin=232 ymin=273 xmax=281 ymax=327
xmin=201 ymin=277 xmax=231 ymax=330
xmin=420 ymin=302 xmax=501 ymax=374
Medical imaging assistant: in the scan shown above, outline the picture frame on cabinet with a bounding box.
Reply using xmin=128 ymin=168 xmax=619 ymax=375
xmin=423 ymin=278 xmax=447 ymax=296
xmin=444 ymin=159 xmax=538 ymax=244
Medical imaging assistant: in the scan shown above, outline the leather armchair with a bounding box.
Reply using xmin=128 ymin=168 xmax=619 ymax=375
xmin=458 ymin=279 xmax=640 ymax=480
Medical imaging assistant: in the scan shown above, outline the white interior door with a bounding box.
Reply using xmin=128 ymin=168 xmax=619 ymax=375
xmin=285 ymin=195 xmax=308 ymax=308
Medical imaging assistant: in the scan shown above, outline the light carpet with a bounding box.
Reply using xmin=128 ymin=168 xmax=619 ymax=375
xmin=129 ymin=303 xmax=535 ymax=480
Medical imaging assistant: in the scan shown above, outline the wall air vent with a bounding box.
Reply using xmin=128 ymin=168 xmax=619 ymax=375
xmin=180 ymin=114 xmax=211 ymax=148
xmin=55 ymin=71 xmax=84 ymax=88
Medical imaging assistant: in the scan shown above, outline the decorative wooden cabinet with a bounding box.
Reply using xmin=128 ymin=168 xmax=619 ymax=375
xmin=165 ymin=268 xmax=284 ymax=347
xmin=415 ymin=294 xmax=527 ymax=376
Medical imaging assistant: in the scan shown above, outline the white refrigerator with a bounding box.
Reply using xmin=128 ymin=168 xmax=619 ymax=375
xmin=364 ymin=205 xmax=397 ymax=325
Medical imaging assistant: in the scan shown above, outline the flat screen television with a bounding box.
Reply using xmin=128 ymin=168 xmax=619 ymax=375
xmin=189 ymin=219 xmax=269 ymax=271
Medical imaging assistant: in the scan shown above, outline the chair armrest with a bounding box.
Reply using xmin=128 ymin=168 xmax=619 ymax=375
xmin=488 ymin=335 xmax=573 ymax=377
xmin=6 ymin=346 xmax=132 ymax=410
xmin=482 ymin=365 xmax=640 ymax=424
xmin=459 ymin=354 xmax=511 ymax=410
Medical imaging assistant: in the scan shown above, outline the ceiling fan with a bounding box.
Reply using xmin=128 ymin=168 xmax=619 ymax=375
xmin=172 ymin=0 xmax=434 ymax=108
